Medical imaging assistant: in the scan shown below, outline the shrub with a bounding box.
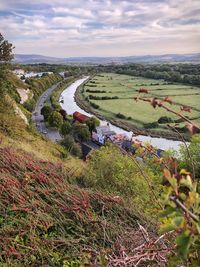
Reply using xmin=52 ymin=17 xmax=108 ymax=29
xmin=144 ymin=122 xmax=159 ymax=129
xmin=60 ymin=134 xmax=75 ymax=150
xmin=61 ymin=134 xmax=82 ymax=157
xmin=23 ymin=99 xmax=36 ymax=112
xmin=86 ymin=116 xmax=100 ymax=132
xmin=180 ymin=134 xmax=200 ymax=179
xmin=116 ymin=113 xmax=126 ymax=119
xmin=41 ymin=105 xmax=53 ymax=120
xmin=158 ymin=116 xmax=173 ymax=124
xmin=72 ymin=124 xmax=90 ymax=142
xmin=60 ymin=121 xmax=72 ymax=136
xmin=90 ymin=102 xmax=99 ymax=109
xmin=48 ymin=111 xmax=63 ymax=128
xmin=85 ymin=145 xmax=162 ymax=215
xmin=71 ymin=143 xmax=82 ymax=157
xmin=86 ymin=89 xmax=107 ymax=93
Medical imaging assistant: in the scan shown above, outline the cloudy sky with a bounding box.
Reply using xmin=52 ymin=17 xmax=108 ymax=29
xmin=0 ymin=0 xmax=199 ymax=57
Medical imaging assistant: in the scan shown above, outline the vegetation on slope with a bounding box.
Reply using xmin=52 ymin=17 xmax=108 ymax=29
xmin=0 ymin=144 xmax=149 ymax=266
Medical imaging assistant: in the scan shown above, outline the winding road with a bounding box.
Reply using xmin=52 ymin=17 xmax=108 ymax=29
xmin=32 ymin=81 xmax=62 ymax=143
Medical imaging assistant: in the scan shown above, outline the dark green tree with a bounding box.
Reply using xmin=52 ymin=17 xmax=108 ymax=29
xmin=0 ymin=33 xmax=14 ymax=63
xmin=0 ymin=33 xmax=14 ymax=96
xmin=72 ymin=124 xmax=90 ymax=141
xmin=41 ymin=105 xmax=53 ymax=120
xmin=60 ymin=121 xmax=72 ymax=136
xmin=48 ymin=111 xmax=63 ymax=128
xmin=86 ymin=116 xmax=100 ymax=132
xmin=60 ymin=134 xmax=82 ymax=157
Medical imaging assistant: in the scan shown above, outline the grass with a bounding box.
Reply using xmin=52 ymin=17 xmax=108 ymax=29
xmin=82 ymin=73 xmax=200 ymax=134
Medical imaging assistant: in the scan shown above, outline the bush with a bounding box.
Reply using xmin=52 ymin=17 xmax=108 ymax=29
xmin=90 ymin=102 xmax=99 ymax=109
xmin=23 ymin=99 xmax=36 ymax=112
xmin=61 ymin=134 xmax=82 ymax=157
xmin=180 ymin=134 xmax=200 ymax=179
xmin=158 ymin=116 xmax=173 ymax=124
xmin=86 ymin=116 xmax=100 ymax=132
xmin=86 ymin=89 xmax=107 ymax=93
xmin=60 ymin=121 xmax=72 ymax=136
xmin=48 ymin=111 xmax=63 ymax=128
xmin=60 ymin=134 xmax=75 ymax=150
xmin=72 ymin=124 xmax=90 ymax=142
xmin=71 ymin=143 xmax=82 ymax=157
xmin=116 ymin=113 xmax=126 ymax=119
xmin=85 ymin=145 xmax=162 ymax=215
xmin=41 ymin=105 xmax=53 ymax=120
xmin=144 ymin=122 xmax=159 ymax=129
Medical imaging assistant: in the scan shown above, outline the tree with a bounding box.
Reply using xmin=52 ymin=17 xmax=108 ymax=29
xmin=86 ymin=116 xmax=100 ymax=132
xmin=41 ymin=105 xmax=53 ymax=120
xmin=61 ymin=134 xmax=82 ymax=157
xmin=48 ymin=111 xmax=63 ymax=128
xmin=0 ymin=33 xmax=14 ymax=96
xmin=0 ymin=33 xmax=14 ymax=63
xmin=60 ymin=121 xmax=71 ymax=136
xmin=72 ymin=124 xmax=90 ymax=141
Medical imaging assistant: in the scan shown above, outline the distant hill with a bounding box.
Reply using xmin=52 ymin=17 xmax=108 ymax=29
xmin=13 ymin=53 xmax=200 ymax=64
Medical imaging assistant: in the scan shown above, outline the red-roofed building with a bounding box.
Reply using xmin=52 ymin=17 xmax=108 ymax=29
xmin=73 ymin=111 xmax=90 ymax=124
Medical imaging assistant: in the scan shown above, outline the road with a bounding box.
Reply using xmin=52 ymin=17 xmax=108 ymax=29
xmin=32 ymin=81 xmax=63 ymax=143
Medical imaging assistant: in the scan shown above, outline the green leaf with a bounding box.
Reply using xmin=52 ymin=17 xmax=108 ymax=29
xmin=159 ymin=207 xmax=177 ymax=218
xmin=176 ymin=231 xmax=191 ymax=259
xmin=180 ymin=176 xmax=194 ymax=191
xmin=168 ymin=176 xmax=178 ymax=193
xmin=159 ymin=222 xmax=176 ymax=234
xmin=173 ymin=216 xmax=184 ymax=227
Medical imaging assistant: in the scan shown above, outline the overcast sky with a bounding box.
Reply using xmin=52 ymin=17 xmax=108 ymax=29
xmin=0 ymin=0 xmax=199 ymax=57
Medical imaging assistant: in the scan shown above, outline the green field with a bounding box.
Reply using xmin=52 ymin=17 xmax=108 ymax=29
xmin=82 ymin=73 xmax=200 ymax=135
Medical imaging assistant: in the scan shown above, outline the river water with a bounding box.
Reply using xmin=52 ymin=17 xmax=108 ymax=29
xmin=60 ymin=77 xmax=183 ymax=152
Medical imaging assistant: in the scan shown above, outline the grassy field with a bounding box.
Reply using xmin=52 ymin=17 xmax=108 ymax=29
xmin=82 ymin=73 xmax=200 ymax=135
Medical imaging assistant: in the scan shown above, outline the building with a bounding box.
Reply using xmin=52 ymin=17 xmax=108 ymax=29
xmin=13 ymin=69 xmax=25 ymax=76
xmin=92 ymin=125 xmax=116 ymax=145
xmin=73 ymin=111 xmax=90 ymax=124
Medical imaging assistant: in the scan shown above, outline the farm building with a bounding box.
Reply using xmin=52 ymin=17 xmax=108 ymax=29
xmin=73 ymin=111 xmax=90 ymax=124
xmin=92 ymin=125 xmax=116 ymax=145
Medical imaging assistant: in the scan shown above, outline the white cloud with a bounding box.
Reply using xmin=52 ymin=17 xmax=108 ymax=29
xmin=0 ymin=0 xmax=199 ymax=56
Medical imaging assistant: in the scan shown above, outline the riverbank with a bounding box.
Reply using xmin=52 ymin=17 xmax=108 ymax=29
xmin=74 ymin=82 xmax=190 ymax=142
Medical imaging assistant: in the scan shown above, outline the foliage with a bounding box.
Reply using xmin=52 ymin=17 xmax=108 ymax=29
xmin=0 ymin=33 xmax=16 ymax=98
xmin=85 ymin=116 xmax=100 ymax=132
xmin=180 ymin=134 xmax=200 ymax=179
xmin=158 ymin=116 xmax=173 ymax=124
xmin=23 ymin=73 xmax=62 ymax=112
xmin=72 ymin=124 xmax=90 ymax=142
xmin=90 ymin=102 xmax=99 ymax=109
xmin=85 ymin=145 xmax=162 ymax=216
xmin=48 ymin=111 xmax=63 ymax=128
xmin=41 ymin=105 xmax=53 ymax=120
xmin=116 ymin=113 xmax=126 ymax=119
xmin=0 ymin=32 xmax=14 ymax=62
xmin=60 ymin=121 xmax=72 ymax=136
xmin=160 ymin=167 xmax=200 ymax=264
xmin=60 ymin=135 xmax=82 ymax=157
xmin=114 ymin=63 xmax=200 ymax=86
xmin=0 ymin=95 xmax=26 ymax=137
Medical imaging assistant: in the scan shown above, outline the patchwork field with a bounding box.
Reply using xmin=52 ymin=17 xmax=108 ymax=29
xmin=81 ymin=73 xmax=200 ymax=136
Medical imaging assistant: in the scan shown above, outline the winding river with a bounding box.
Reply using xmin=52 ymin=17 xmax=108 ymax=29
xmin=60 ymin=77 xmax=183 ymax=152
